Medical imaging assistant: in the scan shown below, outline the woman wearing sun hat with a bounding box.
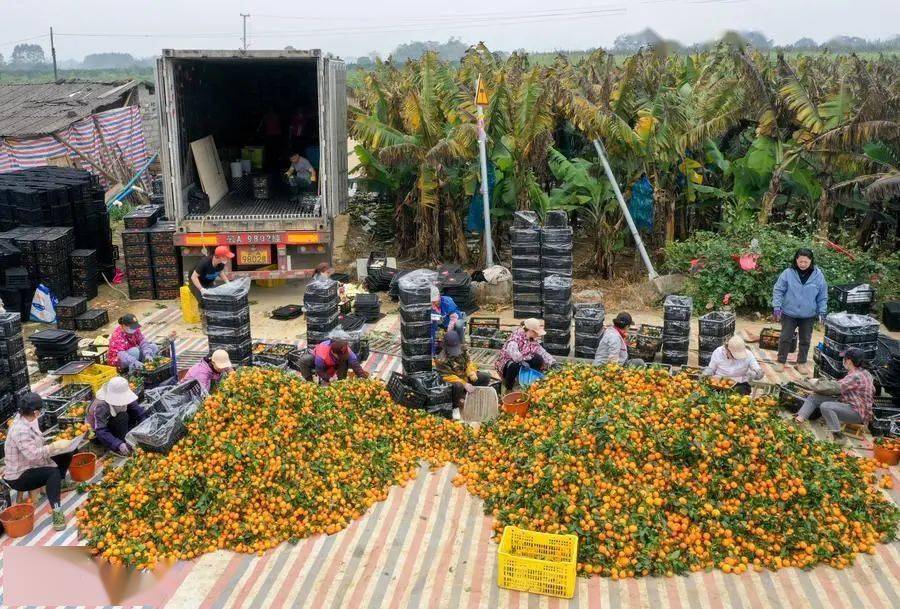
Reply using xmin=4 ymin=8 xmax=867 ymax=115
xmin=495 ymin=318 xmax=556 ymax=391
xmin=183 ymin=349 xmax=235 ymax=394
xmin=703 ymin=335 xmax=763 ymax=395
xmin=86 ymin=376 xmax=148 ymax=456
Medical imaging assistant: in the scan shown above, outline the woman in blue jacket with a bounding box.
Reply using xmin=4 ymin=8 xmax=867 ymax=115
xmin=772 ymin=248 xmax=828 ymax=374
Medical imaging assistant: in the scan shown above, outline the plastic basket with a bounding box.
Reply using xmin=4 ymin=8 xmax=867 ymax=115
xmin=497 ymin=526 xmax=578 ymax=599
xmin=824 ymin=313 xmax=880 ymax=345
xmin=61 ymin=364 xmax=116 ymax=393
xmin=698 ymin=311 xmax=736 ymax=337
xmin=387 ymin=372 xmax=427 ymax=408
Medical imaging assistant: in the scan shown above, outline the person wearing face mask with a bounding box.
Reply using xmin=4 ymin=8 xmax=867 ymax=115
xmin=86 ymin=376 xmax=147 ymax=456
xmin=772 ymin=248 xmax=829 ymax=375
xmin=495 ymin=318 xmax=556 ymax=391
xmin=295 ymin=330 xmax=370 ymax=384
xmin=106 ymin=314 xmax=159 ymax=373
xmin=3 ymin=392 xmax=78 ymax=531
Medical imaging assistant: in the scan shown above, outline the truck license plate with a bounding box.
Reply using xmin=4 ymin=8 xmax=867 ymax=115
xmin=237 ymin=245 xmax=272 ymax=266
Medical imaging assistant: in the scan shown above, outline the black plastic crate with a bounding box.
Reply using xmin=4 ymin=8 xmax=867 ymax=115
xmin=142 ymin=357 xmax=176 ymax=386
xmin=56 ymin=296 xmax=88 ymax=319
xmin=663 ymin=319 xmax=691 ymax=337
xmin=698 ymin=311 xmax=736 ymax=337
xmin=3 ymin=266 xmax=31 ymax=288
xmin=882 ymin=302 xmax=900 ymax=332
xmin=0 ymin=312 xmax=22 ymax=337
xmin=663 ymin=295 xmax=693 ymax=320
xmin=75 ymin=308 xmax=109 ymax=331
xmin=402 ymin=357 xmax=432 ymax=374
xmin=123 ymin=205 xmax=163 ymax=229
xmin=699 ymin=334 xmax=729 ymax=352
xmin=121 ymin=229 xmax=150 ymax=246
xmin=401 ymin=321 xmax=432 ymax=340
xmin=824 ymin=314 xmax=880 ymax=345
xmin=0 ymin=333 xmax=25 ymax=357
xmin=387 ymin=372 xmax=428 ymax=408
xmin=10 ymin=367 xmax=30 ymax=390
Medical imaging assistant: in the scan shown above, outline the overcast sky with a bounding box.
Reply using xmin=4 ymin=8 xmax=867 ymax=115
xmin=2 ymin=0 xmax=898 ymax=61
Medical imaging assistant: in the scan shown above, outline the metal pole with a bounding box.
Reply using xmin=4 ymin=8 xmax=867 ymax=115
xmin=240 ymin=14 xmax=250 ymax=50
xmin=476 ymin=104 xmax=493 ymax=267
xmin=592 ymin=138 xmax=658 ymax=280
xmin=50 ymin=27 xmax=58 ymax=81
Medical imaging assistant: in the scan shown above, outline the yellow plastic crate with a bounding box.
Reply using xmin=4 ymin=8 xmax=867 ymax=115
xmin=62 ymin=364 xmax=117 ymax=393
xmin=180 ymin=285 xmax=201 ymax=324
xmin=497 ymin=526 xmax=578 ymax=599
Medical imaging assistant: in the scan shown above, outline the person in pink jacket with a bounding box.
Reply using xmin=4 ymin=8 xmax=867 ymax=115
xmin=183 ymin=349 xmax=234 ymax=394
xmin=107 ymin=314 xmax=158 ymax=373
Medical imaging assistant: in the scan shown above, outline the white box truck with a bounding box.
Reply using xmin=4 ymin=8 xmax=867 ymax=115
xmin=155 ymin=49 xmax=347 ymax=280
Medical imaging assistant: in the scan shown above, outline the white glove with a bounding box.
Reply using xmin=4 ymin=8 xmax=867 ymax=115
xmin=49 ymin=439 xmax=70 ymax=451
xmin=117 ymin=443 xmax=131 ymax=456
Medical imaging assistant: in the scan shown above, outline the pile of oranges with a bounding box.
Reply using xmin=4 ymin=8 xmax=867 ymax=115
xmin=76 ymin=368 xmax=470 ymax=568
xmin=454 ymin=365 xmax=899 ymax=578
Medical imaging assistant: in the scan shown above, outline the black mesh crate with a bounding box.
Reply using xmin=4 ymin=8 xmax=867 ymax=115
xmin=121 ymin=229 xmax=150 ymax=246
xmin=698 ymin=311 xmax=736 ymax=337
xmin=56 ymin=296 xmax=88 ymax=319
xmin=123 ymin=205 xmax=163 ymax=229
xmin=824 ymin=313 xmax=880 ymax=345
xmin=0 ymin=333 xmax=25 ymax=357
xmin=663 ymin=295 xmax=693 ymax=321
xmin=75 ymin=308 xmax=109 ymax=331
xmin=0 ymin=312 xmax=22 ymax=337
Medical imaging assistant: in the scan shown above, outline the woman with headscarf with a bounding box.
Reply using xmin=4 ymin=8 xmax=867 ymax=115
xmin=772 ymin=248 xmax=828 ymax=375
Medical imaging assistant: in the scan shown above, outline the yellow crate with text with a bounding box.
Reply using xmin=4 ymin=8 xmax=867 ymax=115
xmin=180 ymin=285 xmax=201 ymax=324
xmin=62 ymin=364 xmax=117 ymax=394
xmin=497 ymin=525 xmax=578 ymax=598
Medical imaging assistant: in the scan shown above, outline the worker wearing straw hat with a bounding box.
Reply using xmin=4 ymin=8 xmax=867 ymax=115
xmin=702 ymin=335 xmax=763 ymax=395
xmin=87 ymin=376 xmax=147 ymax=456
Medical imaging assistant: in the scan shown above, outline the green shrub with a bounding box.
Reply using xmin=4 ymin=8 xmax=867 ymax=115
xmin=664 ymin=228 xmax=896 ymax=313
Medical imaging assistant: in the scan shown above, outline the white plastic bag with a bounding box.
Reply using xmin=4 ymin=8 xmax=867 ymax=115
xmin=29 ymin=284 xmax=58 ymax=323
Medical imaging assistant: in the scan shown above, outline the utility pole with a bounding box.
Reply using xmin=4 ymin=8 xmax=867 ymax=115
xmin=240 ymin=14 xmax=250 ymax=50
xmin=592 ymin=138 xmax=658 ymax=280
xmin=474 ymin=76 xmax=493 ymax=267
xmin=50 ymin=27 xmax=58 ymax=81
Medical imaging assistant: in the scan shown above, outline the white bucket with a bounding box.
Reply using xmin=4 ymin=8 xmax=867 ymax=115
xmin=230 ymin=161 xmax=243 ymax=179
xmin=240 ymin=159 xmax=252 ymax=173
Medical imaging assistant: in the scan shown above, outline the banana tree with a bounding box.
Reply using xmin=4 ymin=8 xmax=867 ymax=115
xmin=541 ymin=148 xmax=624 ymax=277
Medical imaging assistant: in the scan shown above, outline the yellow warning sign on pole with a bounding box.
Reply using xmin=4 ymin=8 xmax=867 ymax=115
xmin=475 ymin=77 xmax=489 ymax=106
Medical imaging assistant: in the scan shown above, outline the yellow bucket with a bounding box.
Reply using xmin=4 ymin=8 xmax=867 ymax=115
xmin=180 ymin=285 xmax=201 ymax=324
xmin=241 ymin=146 xmax=264 ymax=170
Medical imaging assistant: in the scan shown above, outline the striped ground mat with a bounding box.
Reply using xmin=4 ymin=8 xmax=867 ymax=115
xmin=5 ymin=309 xmax=899 ymax=609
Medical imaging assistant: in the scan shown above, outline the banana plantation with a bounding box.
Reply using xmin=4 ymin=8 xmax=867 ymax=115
xmin=349 ymin=43 xmax=900 ymax=284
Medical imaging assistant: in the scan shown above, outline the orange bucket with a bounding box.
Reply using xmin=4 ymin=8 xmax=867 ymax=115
xmin=1 ymin=503 xmax=35 ymax=538
xmin=874 ymin=446 xmax=900 ymax=467
xmin=501 ymin=392 xmax=530 ymax=417
xmin=69 ymin=452 xmax=97 ymax=482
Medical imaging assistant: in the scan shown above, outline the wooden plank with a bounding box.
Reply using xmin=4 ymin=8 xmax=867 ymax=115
xmin=190 ymin=135 xmax=228 ymax=206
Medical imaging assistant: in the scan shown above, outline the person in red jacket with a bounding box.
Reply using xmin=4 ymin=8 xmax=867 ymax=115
xmin=296 ymin=330 xmax=369 ymax=384
xmin=107 ymin=314 xmax=159 ymax=372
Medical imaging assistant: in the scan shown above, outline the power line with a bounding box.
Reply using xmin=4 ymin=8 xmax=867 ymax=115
xmin=0 ymin=33 xmax=50 ymax=50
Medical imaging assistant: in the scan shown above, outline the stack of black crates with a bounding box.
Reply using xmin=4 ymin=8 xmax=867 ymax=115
xmin=0 ymin=312 xmax=29 ymax=413
xmin=0 ymin=167 xmax=117 ymax=311
xmin=122 ymin=206 xmax=180 ymax=300
xmin=398 ymin=270 xmax=435 ymax=375
xmin=510 ymin=212 xmax=543 ymax=319
xmin=203 ymin=279 xmax=252 ymax=366
xmin=815 ymin=313 xmax=880 ymax=379
xmin=70 ymin=248 xmax=98 ymax=299
xmin=697 ymin=311 xmax=736 ymax=367
xmin=662 ymin=295 xmax=693 ymax=366
xmin=0 ymin=226 xmax=75 ymax=304
xmin=55 ymin=296 xmax=87 ymax=331
xmin=303 ymin=277 xmax=340 ymax=347
xmin=574 ymin=303 xmax=605 ymax=360
xmin=542 ymin=275 xmax=573 ymax=356
xmin=29 ymin=328 xmax=80 ymax=373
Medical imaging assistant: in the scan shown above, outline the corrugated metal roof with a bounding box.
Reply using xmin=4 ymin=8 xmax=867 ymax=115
xmin=0 ymin=79 xmax=139 ymax=138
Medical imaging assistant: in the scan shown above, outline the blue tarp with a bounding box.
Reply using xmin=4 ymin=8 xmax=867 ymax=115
xmin=467 ymin=163 xmax=496 ymax=233
xmin=628 ymin=175 xmax=654 ymax=231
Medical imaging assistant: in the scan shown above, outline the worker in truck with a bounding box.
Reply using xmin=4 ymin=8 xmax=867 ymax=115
xmin=286 ymin=152 xmax=317 ymax=197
